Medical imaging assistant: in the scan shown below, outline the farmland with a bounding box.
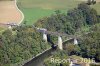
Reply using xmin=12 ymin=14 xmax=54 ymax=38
xmin=0 ymin=0 xmax=22 ymax=24
xmin=0 ymin=0 xmax=99 ymax=25
xmin=17 ymin=0 xmax=81 ymax=25
xmin=17 ymin=0 xmax=100 ymax=25
xmin=91 ymin=2 xmax=100 ymax=15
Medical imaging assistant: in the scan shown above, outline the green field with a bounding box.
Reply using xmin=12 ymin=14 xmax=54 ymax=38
xmin=17 ymin=0 xmax=81 ymax=25
xmin=17 ymin=0 xmax=100 ymax=25
xmin=21 ymin=8 xmax=55 ymax=25
xmin=91 ymin=2 xmax=100 ymax=15
xmin=0 ymin=27 xmax=5 ymax=34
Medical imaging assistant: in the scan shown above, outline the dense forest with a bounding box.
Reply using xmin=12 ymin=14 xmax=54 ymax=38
xmin=35 ymin=3 xmax=99 ymax=35
xmin=0 ymin=26 xmax=50 ymax=66
xmin=35 ymin=2 xmax=100 ymax=66
xmin=79 ymin=24 xmax=100 ymax=61
xmin=44 ymin=24 xmax=100 ymax=66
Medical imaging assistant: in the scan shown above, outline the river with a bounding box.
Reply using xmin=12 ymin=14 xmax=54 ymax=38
xmin=23 ymin=38 xmax=81 ymax=66
xmin=23 ymin=48 xmax=56 ymax=66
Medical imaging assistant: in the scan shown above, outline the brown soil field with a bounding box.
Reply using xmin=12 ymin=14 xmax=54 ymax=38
xmin=0 ymin=1 xmax=22 ymax=24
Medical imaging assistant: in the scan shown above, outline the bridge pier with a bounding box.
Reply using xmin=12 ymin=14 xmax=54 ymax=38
xmin=43 ymin=33 xmax=47 ymax=42
xmin=8 ymin=25 xmax=12 ymax=29
xmin=58 ymin=36 xmax=63 ymax=50
xmin=70 ymin=61 xmax=74 ymax=66
xmin=74 ymin=38 xmax=78 ymax=45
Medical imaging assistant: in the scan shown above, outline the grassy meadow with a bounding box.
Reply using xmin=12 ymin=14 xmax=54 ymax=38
xmin=0 ymin=27 xmax=5 ymax=34
xmin=17 ymin=0 xmax=81 ymax=25
xmin=91 ymin=2 xmax=100 ymax=15
xmin=17 ymin=0 xmax=100 ymax=25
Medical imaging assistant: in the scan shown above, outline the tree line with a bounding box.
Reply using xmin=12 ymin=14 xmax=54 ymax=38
xmin=35 ymin=3 xmax=100 ymax=35
xmin=0 ymin=26 xmax=50 ymax=66
xmin=35 ymin=2 xmax=100 ymax=65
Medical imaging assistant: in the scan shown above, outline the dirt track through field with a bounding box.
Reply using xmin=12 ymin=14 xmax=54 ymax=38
xmin=0 ymin=0 xmax=23 ymax=24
